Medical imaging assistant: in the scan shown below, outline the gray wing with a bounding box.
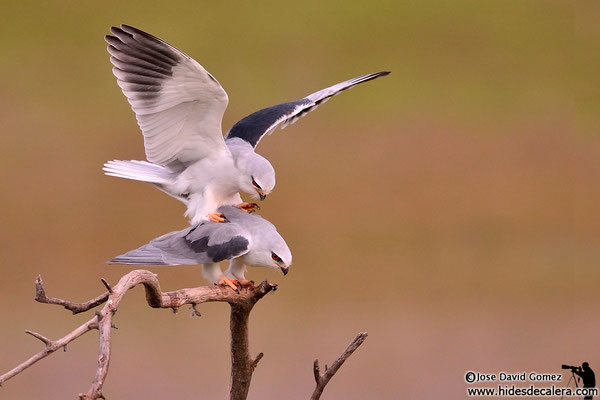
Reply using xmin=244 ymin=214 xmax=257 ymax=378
xmin=225 ymin=71 xmax=390 ymax=148
xmin=108 ymin=221 xmax=249 ymax=266
xmin=106 ymin=25 xmax=230 ymax=169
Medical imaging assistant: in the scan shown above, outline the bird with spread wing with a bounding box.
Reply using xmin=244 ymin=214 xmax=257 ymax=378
xmin=109 ymin=206 xmax=292 ymax=290
xmin=103 ymin=25 xmax=390 ymax=224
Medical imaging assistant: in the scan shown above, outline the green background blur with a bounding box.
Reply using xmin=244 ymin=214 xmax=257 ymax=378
xmin=1 ymin=1 xmax=598 ymax=399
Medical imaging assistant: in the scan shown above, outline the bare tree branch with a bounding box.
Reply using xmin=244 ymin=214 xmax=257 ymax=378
xmin=1 ymin=270 xmax=277 ymax=400
xmin=228 ymin=292 xmax=273 ymax=400
xmin=34 ymin=275 xmax=109 ymax=314
xmin=35 ymin=275 xmax=108 ymax=314
xmin=0 ymin=319 xmax=98 ymax=388
xmin=310 ymin=332 xmax=368 ymax=400
xmin=4 ymin=271 xmax=367 ymax=400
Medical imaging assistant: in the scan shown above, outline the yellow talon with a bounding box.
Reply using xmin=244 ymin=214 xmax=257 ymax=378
xmin=236 ymin=202 xmax=260 ymax=213
xmin=218 ymin=277 xmax=240 ymax=291
xmin=208 ymin=212 xmax=227 ymax=223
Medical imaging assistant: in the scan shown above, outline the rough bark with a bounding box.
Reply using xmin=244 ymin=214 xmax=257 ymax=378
xmin=0 ymin=270 xmax=276 ymax=399
xmin=1 ymin=271 xmax=367 ymax=400
xmin=229 ymin=300 xmax=268 ymax=400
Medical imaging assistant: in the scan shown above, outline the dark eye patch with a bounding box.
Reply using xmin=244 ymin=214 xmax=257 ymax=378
xmin=252 ymin=177 xmax=262 ymax=190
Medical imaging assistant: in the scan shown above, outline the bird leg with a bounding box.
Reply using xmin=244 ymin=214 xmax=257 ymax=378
xmin=218 ymin=277 xmax=240 ymax=292
xmin=208 ymin=212 xmax=228 ymax=223
xmin=235 ymin=202 xmax=260 ymax=213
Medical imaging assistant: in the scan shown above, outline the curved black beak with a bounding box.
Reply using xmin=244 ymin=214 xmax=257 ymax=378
xmin=259 ymin=193 xmax=267 ymax=201
xmin=281 ymin=266 xmax=289 ymax=276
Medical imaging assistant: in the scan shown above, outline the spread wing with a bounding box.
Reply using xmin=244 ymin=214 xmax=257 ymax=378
xmin=225 ymin=71 xmax=390 ymax=148
xmin=108 ymin=221 xmax=249 ymax=266
xmin=106 ymin=25 xmax=230 ymax=169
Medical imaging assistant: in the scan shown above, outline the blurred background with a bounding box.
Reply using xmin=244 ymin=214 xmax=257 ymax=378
xmin=1 ymin=1 xmax=598 ymax=398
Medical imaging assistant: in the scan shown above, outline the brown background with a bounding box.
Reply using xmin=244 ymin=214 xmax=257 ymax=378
xmin=1 ymin=1 xmax=598 ymax=399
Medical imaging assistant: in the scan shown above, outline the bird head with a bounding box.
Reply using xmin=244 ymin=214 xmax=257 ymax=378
xmin=244 ymin=228 xmax=292 ymax=275
xmin=269 ymin=249 xmax=292 ymax=276
xmin=240 ymin=153 xmax=275 ymax=201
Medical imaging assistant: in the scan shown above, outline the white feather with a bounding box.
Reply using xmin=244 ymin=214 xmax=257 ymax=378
xmin=108 ymin=25 xmax=230 ymax=168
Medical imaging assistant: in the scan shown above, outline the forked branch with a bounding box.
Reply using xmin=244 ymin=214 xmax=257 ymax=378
xmin=34 ymin=275 xmax=109 ymax=314
xmin=0 ymin=270 xmax=277 ymax=399
xmin=311 ymin=332 xmax=368 ymax=400
xmin=1 ymin=271 xmax=368 ymax=400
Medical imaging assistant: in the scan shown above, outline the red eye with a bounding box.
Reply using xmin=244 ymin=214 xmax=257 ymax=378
xmin=271 ymin=252 xmax=280 ymax=261
xmin=252 ymin=177 xmax=261 ymax=190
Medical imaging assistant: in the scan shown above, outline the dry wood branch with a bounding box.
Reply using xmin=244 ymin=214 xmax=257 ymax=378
xmin=35 ymin=275 xmax=109 ymax=314
xmin=2 ymin=270 xmax=277 ymax=400
xmin=310 ymin=332 xmax=368 ymax=400
xmin=0 ymin=319 xmax=98 ymax=387
xmin=229 ymin=301 xmax=268 ymax=400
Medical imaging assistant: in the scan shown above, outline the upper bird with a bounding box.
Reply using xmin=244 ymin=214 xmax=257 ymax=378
xmin=103 ymin=25 xmax=390 ymax=224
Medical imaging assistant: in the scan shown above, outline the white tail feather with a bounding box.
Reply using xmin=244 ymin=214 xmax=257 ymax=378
xmin=103 ymin=160 xmax=174 ymax=185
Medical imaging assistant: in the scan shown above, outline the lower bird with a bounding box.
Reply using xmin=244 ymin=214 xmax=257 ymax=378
xmin=108 ymin=206 xmax=292 ymax=290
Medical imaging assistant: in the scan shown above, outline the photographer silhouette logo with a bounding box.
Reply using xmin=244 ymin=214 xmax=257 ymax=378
xmin=562 ymin=362 xmax=596 ymax=400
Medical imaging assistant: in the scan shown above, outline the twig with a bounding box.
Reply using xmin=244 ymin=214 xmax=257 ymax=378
xmin=2 ymin=270 xmax=277 ymax=400
xmin=99 ymin=278 xmax=113 ymax=294
xmin=24 ymin=330 xmax=52 ymax=346
xmin=251 ymin=353 xmax=264 ymax=371
xmin=34 ymin=275 xmax=109 ymax=315
xmin=310 ymin=332 xmax=368 ymax=400
xmin=190 ymin=303 xmax=201 ymax=317
xmin=0 ymin=319 xmax=98 ymax=387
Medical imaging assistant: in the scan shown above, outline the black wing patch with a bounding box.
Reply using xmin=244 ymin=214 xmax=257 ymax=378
xmin=225 ymin=71 xmax=390 ymax=148
xmin=184 ymin=230 xmax=249 ymax=263
xmin=225 ymin=99 xmax=309 ymax=148
xmin=105 ymin=25 xmax=183 ymax=102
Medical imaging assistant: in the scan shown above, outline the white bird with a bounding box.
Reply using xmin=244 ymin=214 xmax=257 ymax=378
xmin=103 ymin=25 xmax=390 ymax=224
xmin=109 ymin=206 xmax=292 ymax=290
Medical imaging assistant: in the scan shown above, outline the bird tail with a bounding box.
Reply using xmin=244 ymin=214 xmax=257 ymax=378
xmin=108 ymin=244 xmax=173 ymax=266
xmin=103 ymin=160 xmax=175 ymax=185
